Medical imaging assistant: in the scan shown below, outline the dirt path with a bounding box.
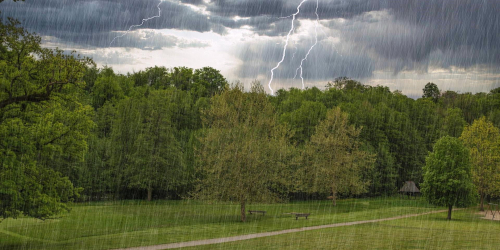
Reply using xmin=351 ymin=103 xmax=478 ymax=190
xmin=115 ymin=209 xmax=450 ymax=250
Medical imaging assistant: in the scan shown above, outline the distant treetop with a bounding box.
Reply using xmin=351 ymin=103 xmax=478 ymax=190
xmin=422 ymin=82 xmax=440 ymax=102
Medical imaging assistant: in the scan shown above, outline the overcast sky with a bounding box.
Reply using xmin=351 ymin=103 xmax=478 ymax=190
xmin=1 ymin=0 xmax=499 ymax=97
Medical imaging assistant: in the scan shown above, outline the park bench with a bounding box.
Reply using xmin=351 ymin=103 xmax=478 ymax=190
xmin=294 ymin=213 xmax=310 ymax=220
xmin=486 ymin=203 xmax=498 ymax=219
xmin=249 ymin=210 xmax=266 ymax=215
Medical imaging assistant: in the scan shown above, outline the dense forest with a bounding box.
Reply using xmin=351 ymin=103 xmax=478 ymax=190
xmin=2 ymin=17 xmax=500 ymax=220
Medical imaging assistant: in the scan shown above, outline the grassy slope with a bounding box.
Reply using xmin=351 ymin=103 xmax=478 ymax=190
xmin=185 ymin=209 xmax=500 ymax=250
xmin=0 ymin=198 xmax=438 ymax=250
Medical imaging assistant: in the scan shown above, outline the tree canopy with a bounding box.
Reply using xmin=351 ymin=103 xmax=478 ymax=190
xmin=421 ymin=136 xmax=477 ymax=220
xmin=195 ymin=84 xmax=292 ymax=222
xmin=460 ymin=117 xmax=500 ymax=211
xmin=422 ymin=82 xmax=440 ymax=102
xmin=1 ymin=17 xmax=93 ymax=220
xmin=300 ymin=107 xmax=374 ymax=205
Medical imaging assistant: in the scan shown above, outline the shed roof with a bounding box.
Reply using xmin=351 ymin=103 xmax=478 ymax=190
xmin=399 ymin=181 xmax=420 ymax=193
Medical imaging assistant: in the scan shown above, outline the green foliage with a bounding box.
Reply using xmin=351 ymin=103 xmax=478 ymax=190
xmin=91 ymin=67 xmax=125 ymax=109
xmin=0 ymin=18 xmax=92 ymax=219
xmin=442 ymin=108 xmax=467 ymax=137
xmin=196 ymin=84 xmax=293 ymax=221
xmin=107 ymin=91 xmax=180 ymax=200
xmin=191 ymin=67 xmax=228 ymax=100
xmin=326 ymin=77 xmax=366 ymax=92
xmin=422 ymin=82 xmax=440 ymax=101
xmin=170 ymin=66 xmax=194 ymax=91
xmin=280 ymin=100 xmax=326 ymax=144
xmin=299 ymin=107 xmax=375 ymax=204
xmin=369 ymin=143 xmax=398 ymax=195
xmin=490 ymin=87 xmax=500 ymax=94
xmin=412 ymin=98 xmax=442 ymax=150
xmin=421 ymin=136 xmax=477 ymax=219
xmin=460 ymin=117 xmax=500 ymax=209
xmin=272 ymin=85 xmax=428 ymax=195
xmin=0 ymin=158 xmax=79 ymax=220
xmin=0 ymin=18 xmax=93 ymax=110
xmin=128 ymin=66 xmax=226 ymax=101
xmin=82 ymin=65 xmax=99 ymax=94
xmin=126 ymin=90 xmax=184 ymax=201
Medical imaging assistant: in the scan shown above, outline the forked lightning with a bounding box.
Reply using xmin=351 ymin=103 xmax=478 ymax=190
xmin=109 ymin=1 xmax=163 ymax=47
xmin=269 ymin=0 xmax=320 ymax=94
xmin=268 ymin=0 xmax=309 ymax=95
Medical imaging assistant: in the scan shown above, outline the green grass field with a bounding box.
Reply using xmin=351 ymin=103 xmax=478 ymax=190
xmin=0 ymin=198 xmax=494 ymax=250
xmin=185 ymin=209 xmax=500 ymax=250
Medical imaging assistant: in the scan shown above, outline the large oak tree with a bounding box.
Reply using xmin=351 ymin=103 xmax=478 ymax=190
xmin=1 ymin=18 xmax=93 ymax=220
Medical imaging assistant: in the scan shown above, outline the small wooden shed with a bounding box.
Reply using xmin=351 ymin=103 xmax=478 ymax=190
xmin=399 ymin=181 xmax=420 ymax=199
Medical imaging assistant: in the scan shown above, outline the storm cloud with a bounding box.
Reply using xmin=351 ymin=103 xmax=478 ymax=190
xmin=1 ymin=0 xmax=213 ymax=48
xmin=1 ymin=0 xmax=499 ymax=93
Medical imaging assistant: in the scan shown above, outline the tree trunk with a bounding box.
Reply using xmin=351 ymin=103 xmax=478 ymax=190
xmin=240 ymin=200 xmax=246 ymax=222
xmin=331 ymin=186 xmax=337 ymax=206
xmin=480 ymin=193 xmax=484 ymax=211
xmin=447 ymin=205 xmax=453 ymax=220
xmin=147 ymin=186 xmax=152 ymax=201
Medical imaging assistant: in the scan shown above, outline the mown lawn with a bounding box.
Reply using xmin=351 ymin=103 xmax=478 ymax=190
xmin=185 ymin=209 xmax=500 ymax=250
xmin=1 ymin=197 xmax=439 ymax=250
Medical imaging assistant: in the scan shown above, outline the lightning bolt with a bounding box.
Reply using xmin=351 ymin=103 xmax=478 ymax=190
xmin=291 ymin=28 xmax=298 ymax=61
xmin=268 ymin=0 xmax=309 ymax=95
xmin=109 ymin=1 xmax=163 ymax=47
xmin=295 ymin=0 xmax=319 ymax=89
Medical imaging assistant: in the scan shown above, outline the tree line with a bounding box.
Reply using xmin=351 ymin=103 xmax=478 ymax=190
xmin=2 ymin=18 xmax=500 ymax=222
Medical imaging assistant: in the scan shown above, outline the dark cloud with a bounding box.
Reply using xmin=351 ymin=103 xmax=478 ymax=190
xmin=0 ymin=0 xmax=384 ymax=45
xmin=208 ymin=0 xmax=287 ymax=17
xmin=203 ymin=0 xmax=385 ymax=36
xmin=211 ymin=0 xmax=500 ymax=73
xmin=206 ymin=0 xmax=383 ymax=20
xmin=328 ymin=0 xmax=500 ymax=73
xmin=180 ymin=0 xmax=205 ymax=5
xmin=0 ymin=0 xmax=213 ymax=48
xmin=388 ymin=0 xmax=500 ymax=68
xmin=1 ymin=0 xmax=499 ymax=82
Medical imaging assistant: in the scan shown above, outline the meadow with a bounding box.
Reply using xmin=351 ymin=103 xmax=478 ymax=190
xmin=185 ymin=209 xmax=500 ymax=250
xmin=0 ymin=197 xmax=445 ymax=250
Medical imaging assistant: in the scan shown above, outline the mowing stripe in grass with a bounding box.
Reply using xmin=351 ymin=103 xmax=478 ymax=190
xmin=0 ymin=229 xmax=58 ymax=244
xmin=115 ymin=209 xmax=456 ymax=250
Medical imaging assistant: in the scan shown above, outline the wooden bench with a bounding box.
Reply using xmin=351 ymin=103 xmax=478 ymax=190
xmin=249 ymin=210 xmax=266 ymax=215
xmin=294 ymin=213 xmax=310 ymax=220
